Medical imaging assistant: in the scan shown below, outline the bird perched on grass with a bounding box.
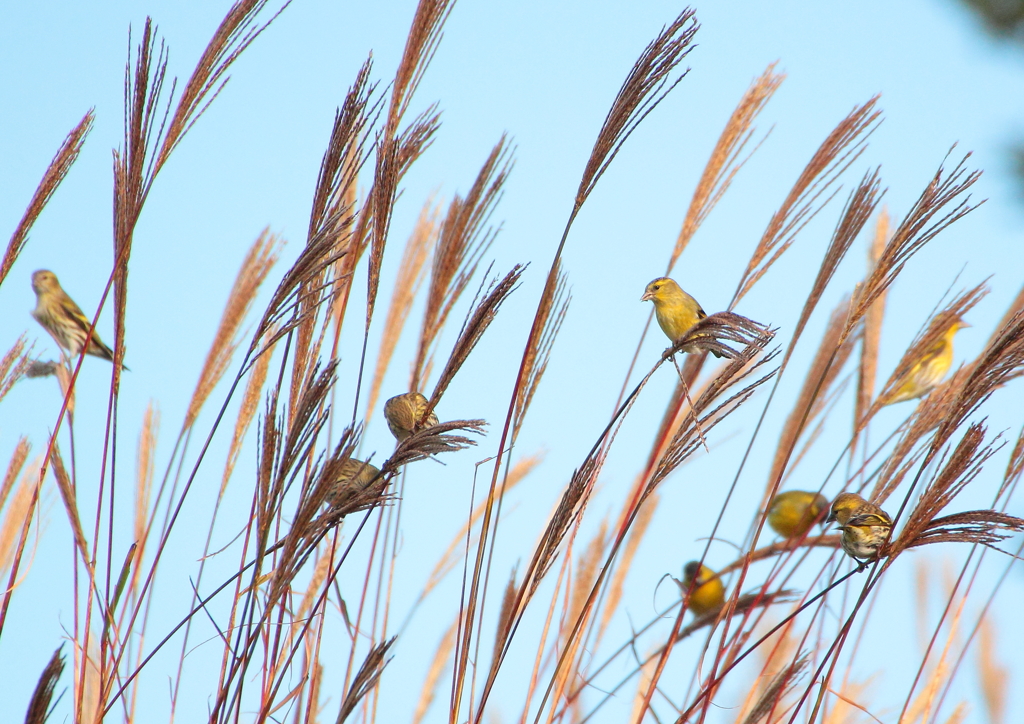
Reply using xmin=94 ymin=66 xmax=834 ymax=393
xmin=680 ymin=561 xmax=725 ymax=616
xmin=640 ymin=277 xmax=721 ymax=357
xmin=384 ymin=392 xmax=438 ymax=442
xmin=767 ymin=490 xmax=829 ymax=539
xmin=325 ymin=458 xmax=381 ymax=511
xmin=883 ymin=320 xmax=968 ymax=405
xmin=827 ymin=492 xmax=893 ymax=561
xmin=30 ymin=269 xmax=121 ymax=366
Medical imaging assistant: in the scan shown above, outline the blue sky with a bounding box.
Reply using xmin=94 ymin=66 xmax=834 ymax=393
xmin=2 ymin=0 xmax=1024 ymax=721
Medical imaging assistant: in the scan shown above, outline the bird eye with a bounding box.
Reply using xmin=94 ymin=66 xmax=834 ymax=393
xmin=653 ymin=284 xmax=660 ymax=290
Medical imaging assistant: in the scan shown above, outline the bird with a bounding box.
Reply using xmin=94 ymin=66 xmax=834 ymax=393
xmin=325 ymin=458 xmax=381 ymax=510
xmin=30 ymin=269 xmax=121 ymax=366
xmin=767 ymin=490 xmax=829 ymax=539
xmin=383 ymin=392 xmax=438 ymax=443
xmin=826 ymin=492 xmax=893 ymax=561
xmin=640 ymin=277 xmax=721 ymax=357
xmin=883 ymin=320 xmax=967 ymax=405
xmin=680 ymin=561 xmax=725 ymax=616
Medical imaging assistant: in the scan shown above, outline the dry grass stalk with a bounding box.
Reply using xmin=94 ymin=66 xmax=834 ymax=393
xmin=308 ymin=57 xmax=380 ymax=244
xmin=1 ymin=111 xmax=94 ymax=288
xmin=628 ymin=648 xmax=659 ymax=724
xmin=667 ymin=311 xmax=773 ymax=361
xmin=648 ymin=344 xmax=777 ymax=494
xmin=184 ymin=230 xmax=280 ymax=429
xmin=0 ymin=461 xmax=38 ymax=578
xmin=575 ymin=8 xmax=698 ymax=208
xmin=740 ymin=653 xmax=808 ymax=724
xmin=0 ymin=438 xmax=30 ymax=512
xmin=419 ymin=453 xmax=542 ymax=598
xmin=387 ymin=0 xmax=454 ymax=130
xmin=133 ymin=404 xmax=157 ymax=584
xmin=669 ymin=64 xmax=783 ymax=271
xmin=336 ymin=638 xmax=395 ymax=723
xmin=490 ymin=568 xmax=519 ymax=679
xmin=675 ymin=589 xmax=797 ymax=642
xmin=596 ymin=492 xmax=656 ymax=644
xmin=51 ymin=444 xmax=91 ymax=566
xmin=0 ymin=336 xmax=32 ymax=405
xmin=384 ymin=419 xmax=486 ymax=472
xmin=998 ymin=423 xmax=1024 ymax=500
xmin=766 ymin=297 xmax=855 ymax=493
xmin=412 ymin=620 xmax=457 ymax=724
xmin=366 ymin=199 xmax=439 ymax=419
xmin=513 ymin=263 xmax=570 ymax=441
xmin=977 ymin=613 xmax=1008 ymax=724
xmin=986 ymin=282 xmax=1024 ymax=351
xmin=24 ymin=647 xmax=64 ymax=724
xmin=932 ymin=311 xmax=1024 ymax=447
xmin=734 ymin=97 xmax=882 ymax=305
xmin=785 ymin=168 xmax=884 ymax=369
xmin=366 ymin=110 xmax=442 ymax=328
xmin=220 ymin=344 xmax=272 ymax=498
xmin=527 ymin=458 xmax=601 ymax=603
xmin=115 ymin=4 xmax=285 ymax=376
xmin=850 ymin=153 xmax=983 ymax=325
xmin=567 ymin=521 xmax=606 ymax=639
xmin=855 ymin=209 xmax=891 ymax=427
xmin=428 ymin=265 xmax=524 ymax=410
xmin=873 ymin=283 xmax=987 ymax=410
xmin=412 ymin=140 xmax=513 ymax=389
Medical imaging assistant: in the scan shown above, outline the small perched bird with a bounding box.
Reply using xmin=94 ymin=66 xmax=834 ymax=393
xmin=325 ymin=458 xmax=381 ymax=510
xmin=30 ymin=269 xmax=119 ymax=366
xmin=680 ymin=561 xmax=725 ymax=616
xmin=883 ymin=320 xmax=967 ymax=405
xmin=383 ymin=392 xmax=438 ymax=442
xmin=827 ymin=492 xmax=893 ymax=561
xmin=640 ymin=277 xmax=721 ymax=357
xmin=767 ymin=490 xmax=829 ymax=539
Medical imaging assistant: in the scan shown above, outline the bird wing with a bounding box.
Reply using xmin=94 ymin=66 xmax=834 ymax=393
xmin=847 ymin=511 xmax=892 ymax=527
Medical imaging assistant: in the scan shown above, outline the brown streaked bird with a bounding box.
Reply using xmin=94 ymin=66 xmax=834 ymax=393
xmin=640 ymin=277 xmax=721 ymax=357
xmin=383 ymin=391 xmax=438 ymax=443
xmin=325 ymin=458 xmax=381 ymax=510
xmin=680 ymin=561 xmax=725 ymax=616
xmin=30 ymin=269 xmax=121 ymax=366
xmin=883 ymin=320 xmax=968 ymax=405
xmin=767 ymin=490 xmax=829 ymax=540
xmin=827 ymin=492 xmax=893 ymax=561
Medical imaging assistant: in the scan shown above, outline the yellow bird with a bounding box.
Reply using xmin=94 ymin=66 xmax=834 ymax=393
xmin=383 ymin=392 xmax=438 ymax=442
xmin=767 ymin=490 xmax=829 ymax=539
xmin=680 ymin=561 xmax=725 ymax=616
xmin=31 ymin=269 xmax=120 ymax=365
xmin=640 ymin=277 xmax=720 ymax=357
xmin=884 ymin=320 xmax=967 ymax=405
xmin=826 ymin=492 xmax=893 ymax=561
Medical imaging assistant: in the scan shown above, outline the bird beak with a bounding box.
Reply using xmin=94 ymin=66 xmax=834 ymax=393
xmin=825 ymin=510 xmax=837 ymax=524
xmin=640 ymin=290 xmax=653 ymax=302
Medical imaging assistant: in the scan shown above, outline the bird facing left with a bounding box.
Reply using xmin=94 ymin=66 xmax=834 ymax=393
xmin=30 ymin=269 xmax=124 ymax=368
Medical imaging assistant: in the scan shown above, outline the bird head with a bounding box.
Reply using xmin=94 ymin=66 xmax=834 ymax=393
xmin=826 ymin=492 xmax=865 ymax=526
xmin=31 ymin=269 xmax=59 ymax=295
xmin=682 ymin=560 xmax=711 ymax=585
xmin=640 ymin=277 xmax=682 ymax=304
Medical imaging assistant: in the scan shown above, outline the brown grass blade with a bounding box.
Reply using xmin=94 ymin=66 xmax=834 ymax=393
xmin=184 ymin=230 xmax=280 ymax=429
xmin=220 ymin=344 xmax=272 ymax=498
xmin=428 ymin=265 xmax=524 ymax=411
xmin=2 ymin=111 xmax=94 ymax=289
xmin=740 ymin=653 xmax=808 ymax=724
xmin=513 ymin=262 xmax=569 ymax=442
xmin=24 ymin=647 xmax=65 ymax=724
xmin=0 ymin=439 xmax=30 ymax=513
xmin=0 ymin=336 xmax=32 ymax=404
xmin=50 ymin=444 xmax=90 ymax=565
xmin=733 ymin=97 xmax=882 ymax=305
xmin=366 ymin=198 xmax=439 ymax=419
xmin=596 ymin=492 xmax=656 ymax=645
xmin=490 ymin=567 xmax=519 ymax=680
xmin=0 ymin=460 xmax=39 ymax=578
xmin=133 ymin=404 xmax=158 ymax=580
xmin=412 ymin=620 xmax=457 ymax=724
xmin=854 ymin=209 xmax=891 ymax=427
xmin=766 ymin=296 xmax=856 ymax=494
xmin=669 ymin=64 xmax=783 ymax=271
xmin=336 ymin=638 xmax=395 ymax=723
xmin=576 ymin=9 xmax=698 ymax=209
xmin=977 ymin=613 xmax=1008 ymax=724
xmin=851 ymin=152 xmax=983 ymax=325
xmin=412 ymin=139 xmax=513 ymax=389
xmin=387 ymin=0 xmax=454 ymax=131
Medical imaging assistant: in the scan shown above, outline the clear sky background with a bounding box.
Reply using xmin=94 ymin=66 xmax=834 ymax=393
xmin=2 ymin=0 xmax=1024 ymax=722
